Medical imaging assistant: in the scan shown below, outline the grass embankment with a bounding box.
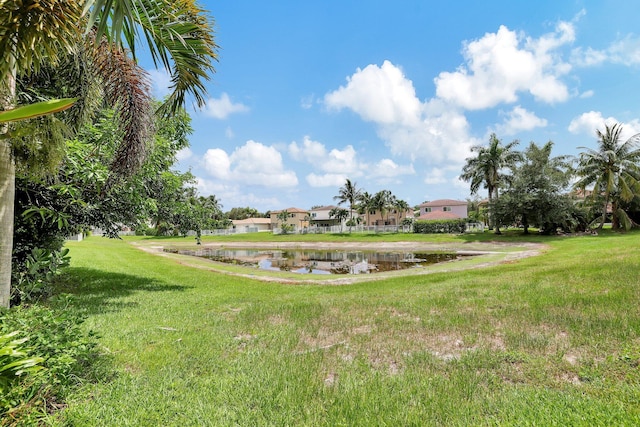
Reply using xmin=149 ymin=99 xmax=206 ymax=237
xmin=53 ymin=232 xmax=640 ymax=426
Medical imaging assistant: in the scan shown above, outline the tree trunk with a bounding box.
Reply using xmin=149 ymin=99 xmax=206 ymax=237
xmin=0 ymin=139 xmax=14 ymax=308
xmin=0 ymin=53 xmax=16 ymax=308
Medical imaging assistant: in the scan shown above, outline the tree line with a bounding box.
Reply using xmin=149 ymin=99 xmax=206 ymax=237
xmin=461 ymin=125 xmax=640 ymax=234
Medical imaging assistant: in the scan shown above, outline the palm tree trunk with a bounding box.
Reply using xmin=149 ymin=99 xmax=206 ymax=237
xmin=0 ymin=56 xmax=16 ymax=308
xmin=599 ymin=191 xmax=610 ymax=230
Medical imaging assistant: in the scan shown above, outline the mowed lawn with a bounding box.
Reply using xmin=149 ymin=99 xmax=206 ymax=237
xmin=53 ymin=232 xmax=640 ymax=426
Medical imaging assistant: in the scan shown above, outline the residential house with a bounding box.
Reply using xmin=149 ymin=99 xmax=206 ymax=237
xmin=309 ymin=205 xmax=345 ymax=227
xmin=364 ymin=208 xmax=414 ymax=226
xmin=418 ymin=199 xmax=468 ymax=220
xmin=231 ymin=218 xmax=272 ymax=233
xmin=270 ymin=207 xmax=310 ymax=231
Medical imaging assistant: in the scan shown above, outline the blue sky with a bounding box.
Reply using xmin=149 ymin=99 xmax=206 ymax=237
xmin=144 ymin=0 xmax=640 ymax=213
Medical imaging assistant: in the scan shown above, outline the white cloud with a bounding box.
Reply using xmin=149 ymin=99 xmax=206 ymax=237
xmin=434 ymin=22 xmax=573 ymax=109
xmin=573 ymin=34 xmax=640 ymax=67
xmin=203 ymin=93 xmax=249 ymax=119
xmin=289 ymin=136 xmax=363 ymax=176
xmin=147 ymin=68 xmax=172 ymax=100
xmin=324 ymin=60 xmax=421 ymax=126
xmin=300 ymin=94 xmax=315 ymax=109
xmin=579 ymin=90 xmax=594 ymax=99
xmin=496 ymin=106 xmax=548 ymax=135
xmin=323 ymin=63 xmax=477 ymax=166
xmin=370 ymin=159 xmax=415 ymax=179
xmin=175 ymin=147 xmax=193 ymax=162
xmin=424 ymin=168 xmax=448 ymax=185
xmin=225 ymin=126 xmax=235 ymax=138
xmin=203 ymin=148 xmax=231 ymax=179
xmin=202 ymin=141 xmax=298 ymax=187
xmin=306 ymin=173 xmax=347 ymax=188
xmin=568 ymin=111 xmax=640 ymax=141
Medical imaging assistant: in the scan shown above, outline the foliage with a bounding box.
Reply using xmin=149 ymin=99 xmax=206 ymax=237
xmin=227 ymin=207 xmax=264 ymax=220
xmin=574 ymin=123 xmax=640 ymax=230
xmin=0 ymin=331 xmax=44 ymax=397
xmin=491 ymin=141 xmax=586 ymax=234
xmin=334 ymin=179 xmax=361 ymax=221
xmin=11 ymin=248 xmax=70 ymax=305
xmin=413 ymin=219 xmax=467 ymax=234
xmin=461 ymin=133 xmax=521 ymax=232
xmin=0 ymin=303 xmax=105 ymax=424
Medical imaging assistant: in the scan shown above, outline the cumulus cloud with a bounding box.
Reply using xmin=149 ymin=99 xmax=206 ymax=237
xmin=175 ymin=147 xmax=193 ymax=162
xmin=572 ymin=34 xmax=640 ymax=67
xmin=496 ymin=106 xmax=548 ymax=135
xmin=306 ymin=173 xmax=347 ymax=188
xmin=370 ymin=159 xmax=415 ymax=179
xmin=202 ymin=141 xmax=298 ymax=187
xmin=289 ymin=136 xmax=364 ymax=182
xmin=203 ymin=93 xmax=249 ymax=119
xmin=324 ymin=60 xmax=421 ymax=126
xmin=323 ymin=63 xmax=477 ymax=166
xmin=568 ymin=112 xmax=640 ymax=142
xmin=434 ymin=22 xmax=574 ymax=109
xmin=147 ymin=68 xmax=172 ymax=99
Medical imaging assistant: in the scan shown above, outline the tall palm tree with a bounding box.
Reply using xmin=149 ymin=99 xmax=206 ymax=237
xmin=393 ymin=199 xmax=410 ymax=225
xmin=460 ymin=133 xmax=521 ymax=233
xmin=372 ymin=189 xmax=393 ymax=225
xmin=0 ymin=0 xmax=218 ymax=308
xmin=333 ymin=178 xmax=361 ymax=222
xmin=574 ymin=123 xmax=640 ymax=230
xmin=356 ymin=191 xmax=374 ymax=226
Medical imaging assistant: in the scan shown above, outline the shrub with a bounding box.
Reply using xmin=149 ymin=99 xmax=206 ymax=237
xmin=413 ymin=219 xmax=467 ymax=234
xmin=11 ymin=247 xmax=70 ymax=305
xmin=0 ymin=303 xmax=106 ymax=424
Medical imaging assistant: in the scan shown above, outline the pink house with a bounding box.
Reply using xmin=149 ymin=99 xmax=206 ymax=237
xmin=417 ymin=199 xmax=468 ymax=220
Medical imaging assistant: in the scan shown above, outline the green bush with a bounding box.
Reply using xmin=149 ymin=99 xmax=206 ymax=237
xmin=0 ymin=303 xmax=106 ymax=424
xmin=413 ymin=219 xmax=467 ymax=234
xmin=11 ymin=247 xmax=70 ymax=305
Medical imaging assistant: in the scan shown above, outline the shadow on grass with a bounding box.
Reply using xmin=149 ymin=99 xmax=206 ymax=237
xmin=53 ymin=267 xmax=192 ymax=315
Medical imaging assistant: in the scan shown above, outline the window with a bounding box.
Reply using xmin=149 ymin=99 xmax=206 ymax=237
xmin=424 ymin=207 xmax=432 ymax=213
xmin=443 ymin=206 xmax=451 ymax=212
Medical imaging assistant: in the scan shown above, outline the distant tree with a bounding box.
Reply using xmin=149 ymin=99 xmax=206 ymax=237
xmin=276 ymin=210 xmax=293 ymax=234
xmin=574 ymin=123 xmax=640 ymax=230
xmin=329 ymin=207 xmax=349 ymax=232
xmin=492 ymin=141 xmax=582 ymax=234
xmin=393 ymin=199 xmax=410 ymax=225
xmin=460 ymin=133 xmax=521 ymax=234
xmin=334 ymin=179 xmax=361 ymax=222
xmin=356 ymin=191 xmax=375 ymax=226
xmin=227 ymin=206 xmax=262 ymax=220
xmin=372 ymin=190 xmax=394 ymax=225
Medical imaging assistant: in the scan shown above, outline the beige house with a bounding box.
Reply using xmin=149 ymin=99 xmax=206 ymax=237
xmin=418 ymin=199 xmax=468 ymax=220
xmin=270 ymin=207 xmax=310 ymax=231
xmin=362 ymin=208 xmax=414 ymax=226
xmin=231 ymin=218 xmax=272 ymax=233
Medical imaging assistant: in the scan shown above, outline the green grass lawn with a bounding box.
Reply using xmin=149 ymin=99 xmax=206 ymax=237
xmin=52 ymin=231 xmax=640 ymax=426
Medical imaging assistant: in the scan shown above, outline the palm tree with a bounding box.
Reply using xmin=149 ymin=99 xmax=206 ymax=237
xmin=574 ymin=123 xmax=640 ymax=230
xmin=329 ymin=207 xmax=349 ymax=232
xmin=372 ymin=189 xmax=393 ymax=225
xmin=356 ymin=191 xmax=375 ymax=226
xmin=333 ymin=178 xmax=361 ymax=223
xmin=0 ymin=0 xmax=218 ymax=308
xmin=460 ymin=133 xmax=521 ymax=234
xmin=393 ymin=199 xmax=410 ymax=225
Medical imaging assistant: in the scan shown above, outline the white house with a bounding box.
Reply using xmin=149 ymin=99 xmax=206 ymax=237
xmin=231 ymin=218 xmax=272 ymax=233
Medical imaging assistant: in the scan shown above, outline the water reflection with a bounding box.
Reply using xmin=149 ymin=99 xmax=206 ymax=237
xmin=164 ymin=247 xmax=469 ymax=275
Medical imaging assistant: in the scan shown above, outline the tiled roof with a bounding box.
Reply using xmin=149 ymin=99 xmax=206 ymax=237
xmin=310 ymin=205 xmax=339 ymax=211
xmin=418 ymin=199 xmax=467 ymax=207
xmin=418 ymin=211 xmax=462 ymax=220
xmin=271 ymin=207 xmax=309 ymax=214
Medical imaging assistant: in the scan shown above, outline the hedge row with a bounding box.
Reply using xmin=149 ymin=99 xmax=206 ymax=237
xmin=413 ymin=219 xmax=467 ymax=234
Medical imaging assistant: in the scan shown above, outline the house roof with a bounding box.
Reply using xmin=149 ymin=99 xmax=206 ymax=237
xmin=418 ymin=211 xmax=463 ymax=220
xmin=418 ymin=199 xmax=468 ymax=207
xmin=310 ymin=205 xmax=339 ymax=211
xmin=232 ymin=218 xmax=271 ymax=226
xmin=270 ymin=207 xmax=309 ymax=214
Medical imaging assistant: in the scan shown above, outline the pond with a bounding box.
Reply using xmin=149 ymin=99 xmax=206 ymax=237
xmin=163 ymin=247 xmax=473 ymax=275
